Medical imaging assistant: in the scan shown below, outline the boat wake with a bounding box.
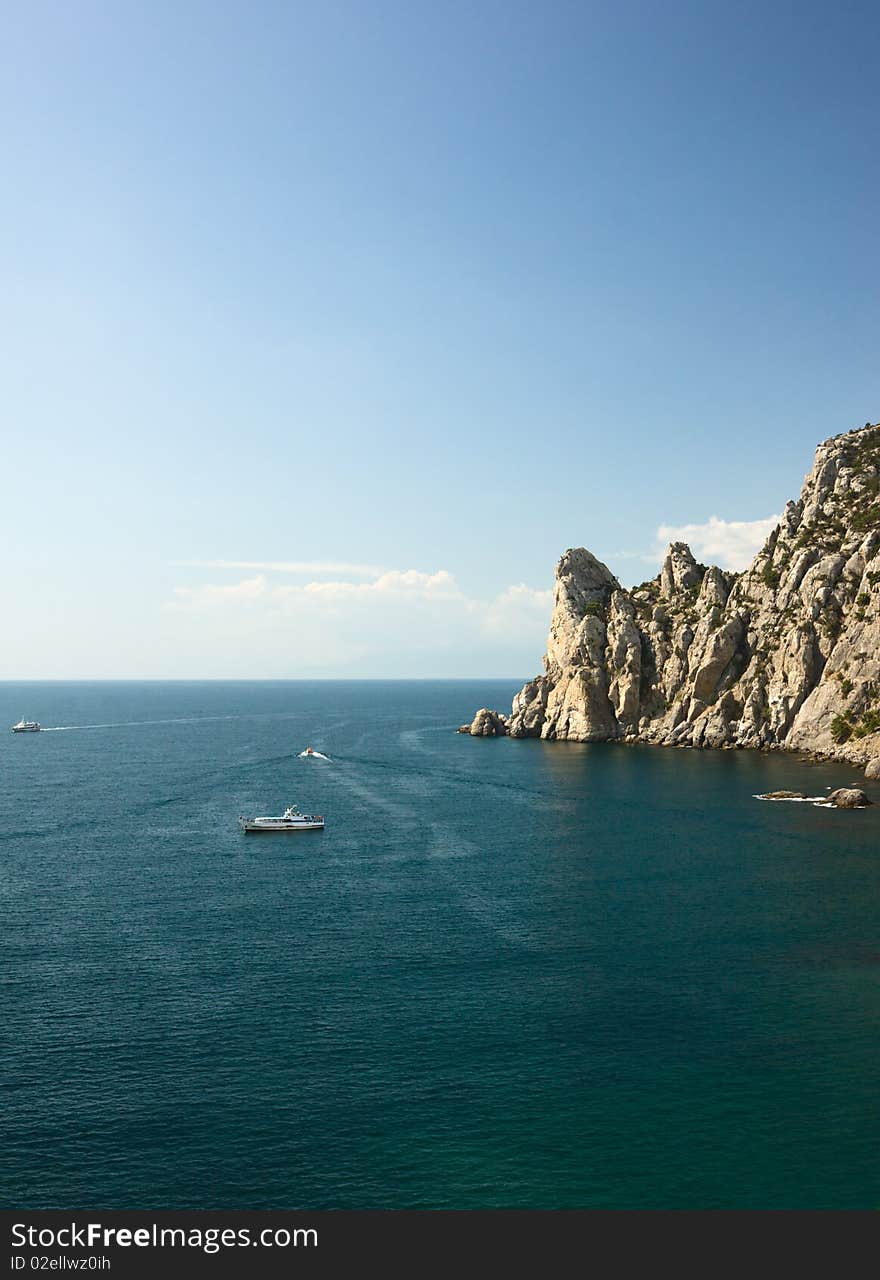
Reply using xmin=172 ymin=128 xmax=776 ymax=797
xmin=41 ymin=715 xmax=243 ymax=732
xmin=40 ymin=710 xmax=310 ymax=733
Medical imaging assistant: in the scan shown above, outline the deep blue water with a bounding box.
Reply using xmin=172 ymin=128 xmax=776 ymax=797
xmin=2 ymin=680 xmax=878 ymax=1209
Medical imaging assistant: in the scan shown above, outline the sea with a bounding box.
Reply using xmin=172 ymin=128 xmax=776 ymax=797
xmin=2 ymin=680 xmax=878 ymax=1209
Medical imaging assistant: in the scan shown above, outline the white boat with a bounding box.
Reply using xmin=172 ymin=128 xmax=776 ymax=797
xmin=11 ymin=719 xmax=41 ymax=733
xmin=240 ymin=805 xmax=325 ymax=833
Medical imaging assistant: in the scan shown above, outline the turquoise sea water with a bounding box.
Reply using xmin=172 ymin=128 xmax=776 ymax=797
xmin=2 ymin=680 xmax=878 ymax=1209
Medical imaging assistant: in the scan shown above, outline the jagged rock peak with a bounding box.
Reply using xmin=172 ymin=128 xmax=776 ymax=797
xmin=660 ymin=542 xmax=704 ymax=598
xmin=555 ymin=547 xmax=619 ymax=599
xmin=474 ymin=421 xmax=880 ymax=764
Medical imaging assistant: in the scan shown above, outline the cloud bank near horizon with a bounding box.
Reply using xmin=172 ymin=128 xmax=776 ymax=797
xmin=174 ymin=559 xmax=385 ymax=576
xmin=169 ymin=565 xmax=553 ymax=677
xmin=166 ymin=513 xmax=779 ymax=677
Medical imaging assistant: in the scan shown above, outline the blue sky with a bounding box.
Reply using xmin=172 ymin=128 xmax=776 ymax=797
xmin=1 ymin=0 xmax=877 ymax=677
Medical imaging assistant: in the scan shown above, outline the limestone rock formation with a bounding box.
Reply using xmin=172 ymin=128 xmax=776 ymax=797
xmin=479 ymin=422 xmax=880 ymax=765
xmin=468 ymin=708 xmax=509 ymax=737
xmin=864 ymin=757 xmax=880 ymax=779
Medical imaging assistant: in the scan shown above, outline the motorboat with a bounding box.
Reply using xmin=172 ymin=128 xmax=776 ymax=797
xmin=240 ymin=805 xmax=324 ymax=833
xmin=12 ymin=719 xmax=41 ymax=733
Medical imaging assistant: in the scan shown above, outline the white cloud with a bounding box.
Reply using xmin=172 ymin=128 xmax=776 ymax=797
xmin=297 ymin=569 xmax=460 ymax=599
xmin=654 ymin=513 xmax=781 ymax=571
xmin=174 ymin=559 xmax=384 ymax=576
xmin=167 ymin=565 xmax=552 ymax=675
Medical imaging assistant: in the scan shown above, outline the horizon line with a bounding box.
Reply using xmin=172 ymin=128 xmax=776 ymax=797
xmin=0 ymin=675 xmax=532 ymax=683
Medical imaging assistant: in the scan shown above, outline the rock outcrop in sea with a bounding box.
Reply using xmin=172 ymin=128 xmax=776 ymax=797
xmin=468 ymin=422 xmax=880 ymax=766
xmin=465 ymin=708 xmax=509 ymax=737
xmin=826 ymin=788 xmax=872 ymax=808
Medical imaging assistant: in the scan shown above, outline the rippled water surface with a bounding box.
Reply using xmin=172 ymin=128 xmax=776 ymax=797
xmin=2 ymin=681 xmax=878 ymax=1208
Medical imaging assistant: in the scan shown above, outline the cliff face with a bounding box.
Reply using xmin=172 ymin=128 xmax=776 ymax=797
xmin=500 ymin=423 xmax=880 ymax=764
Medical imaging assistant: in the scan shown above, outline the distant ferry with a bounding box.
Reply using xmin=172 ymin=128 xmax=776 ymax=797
xmin=11 ymin=719 xmax=41 ymax=733
xmin=240 ymin=805 xmax=324 ymax=833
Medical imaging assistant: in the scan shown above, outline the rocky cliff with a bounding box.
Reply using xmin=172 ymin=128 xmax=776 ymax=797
xmin=479 ymin=422 xmax=880 ymax=765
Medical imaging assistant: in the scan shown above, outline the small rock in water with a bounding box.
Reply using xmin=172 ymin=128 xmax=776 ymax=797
xmin=761 ymin=790 xmax=806 ymax=800
xmin=864 ymin=758 xmax=880 ymax=780
xmin=468 ymin=708 xmax=509 ymax=737
xmin=826 ymin=788 xmax=872 ymax=808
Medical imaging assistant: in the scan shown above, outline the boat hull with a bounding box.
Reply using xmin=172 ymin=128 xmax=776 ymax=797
xmin=242 ymin=822 xmax=324 ymax=833
xmin=240 ymin=824 xmax=323 ymax=834
xmin=12 ymin=726 xmax=41 ymax=733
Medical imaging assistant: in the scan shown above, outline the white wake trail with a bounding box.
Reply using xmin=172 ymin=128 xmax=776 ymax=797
xmin=41 ymin=714 xmax=241 ymax=732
